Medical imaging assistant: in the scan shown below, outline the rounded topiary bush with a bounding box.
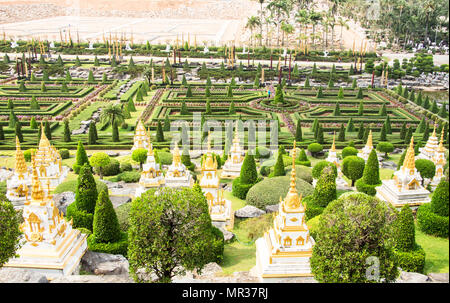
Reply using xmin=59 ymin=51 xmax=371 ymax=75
xmin=120 ymin=162 xmax=133 ymax=172
xmin=246 ymin=176 xmax=314 ymax=210
xmin=66 ymin=203 xmax=94 ymax=231
xmin=341 ymin=146 xmax=358 ymax=159
xmin=59 ymin=148 xmax=70 ymax=159
xmin=417 ymin=180 xmax=449 ymax=238
xmin=155 ymin=150 xmax=173 ymax=165
xmin=285 ymin=165 xmax=313 ymax=184
xmin=307 ymin=143 xmax=323 ymax=157
xmin=101 ymin=158 xmax=120 ymax=176
xmin=232 ymin=177 xmax=255 ymax=200
xmin=117 ymin=171 xmax=141 ymax=183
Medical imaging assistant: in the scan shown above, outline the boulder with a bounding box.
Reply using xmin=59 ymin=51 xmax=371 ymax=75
xmin=428 ymin=272 xmax=449 ymax=283
xmin=0 ymin=267 xmax=48 ymax=283
xmin=81 ymin=251 xmax=129 ymax=276
xmin=235 ymin=205 xmax=266 ymax=218
xmin=219 ymin=227 xmax=235 ymax=242
xmin=53 ymin=191 xmax=76 ymax=215
xmin=397 ymin=270 xmax=430 ymax=283
xmin=109 ymin=196 xmax=132 ymax=208
xmin=193 ymin=262 xmax=223 ymax=278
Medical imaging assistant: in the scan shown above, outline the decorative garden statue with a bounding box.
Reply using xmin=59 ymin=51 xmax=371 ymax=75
xmin=125 ymin=41 xmax=132 ymax=51
xmin=87 ymin=41 xmax=94 ymax=49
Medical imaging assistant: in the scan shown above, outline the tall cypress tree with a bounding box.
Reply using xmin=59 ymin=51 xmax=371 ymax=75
xmin=338 ymin=123 xmax=346 ymax=141
xmin=357 ymin=122 xmax=365 ymax=140
xmin=15 ymin=122 xmax=23 ymax=143
xmin=356 ymin=87 xmax=363 ymax=99
xmin=346 ymin=118 xmax=355 ymax=132
xmin=75 ymin=163 xmax=98 ymax=215
xmin=316 ymin=86 xmax=324 ymax=98
xmin=363 ymin=127 xmax=370 ymax=142
xmin=30 ymin=96 xmax=40 ymax=110
xmin=404 ymin=128 xmax=413 ymax=145
xmin=316 ymin=126 xmax=324 ymax=144
xmin=44 ymin=120 xmax=52 ymax=140
xmin=156 ymin=120 xmax=164 ymax=142
xmin=163 ymin=114 xmax=171 ymax=131
xmin=0 ymin=124 xmax=4 ymax=140
xmin=380 ymin=124 xmax=387 ymax=141
xmin=358 ymin=100 xmax=364 ymax=115
xmin=112 ymin=120 xmax=120 ymax=142
xmin=9 ymin=110 xmax=17 ymax=129
xmin=74 ymin=141 xmax=89 ymax=174
xmin=88 ymin=122 xmax=96 ymax=145
xmin=333 ymin=102 xmax=341 ymax=116
xmin=393 ymin=205 xmax=416 ymax=251
xmin=92 ymin=189 xmax=121 ymax=243
xmin=64 ymin=120 xmax=71 ymax=142
xmin=400 ymin=122 xmax=407 ymax=140
xmin=295 ymin=119 xmax=303 ymax=142
xmin=273 ymin=147 xmax=286 ymax=177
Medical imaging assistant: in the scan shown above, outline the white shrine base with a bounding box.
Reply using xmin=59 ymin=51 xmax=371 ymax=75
xmin=5 ymin=230 xmax=87 ymax=278
xmin=376 ymin=180 xmax=431 ymax=209
xmin=254 ymin=237 xmax=313 ymax=283
xmin=210 ymin=200 xmax=234 ymax=230
xmin=220 ymin=163 xmax=243 ymax=179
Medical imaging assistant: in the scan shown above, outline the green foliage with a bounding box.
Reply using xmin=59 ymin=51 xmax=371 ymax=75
xmin=377 ymin=142 xmax=394 ymax=157
xmin=378 ymin=103 xmax=387 ymax=116
xmin=430 ymin=179 xmax=449 ymax=217
xmin=338 ymin=123 xmax=345 ymax=141
xmin=132 ymin=148 xmax=148 ymax=169
xmin=15 ymin=122 xmax=23 ymax=143
xmin=393 ymin=245 xmax=426 ymax=273
xmin=92 ymin=190 xmax=121 ymax=243
xmin=346 ymin=118 xmax=355 ymax=132
xmin=246 ymin=175 xmax=314 ymax=210
xmin=312 ymin=166 xmax=337 ymax=208
xmin=89 ymin=152 xmax=111 ymax=179
xmin=312 ymin=161 xmax=337 ymax=179
xmin=75 ymin=163 xmax=98 ymax=214
xmin=64 ymin=120 xmax=71 ymax=142
xmin=417 ymin=203 xmax=449 ymax=238
xmin=272 ymin=149 xmax=286 ymax=177
xmin=310 ymin=192 xmax=398 ymax=283
xmin=240 ymin=153 xmax=257 ymax=185
xmin=0 ymin=200 xmax=22 ymax=267
xmin=87 ymin=231 xmax=128 ymax=257
xmin=128 ymin=187 xmax=222 ymax=282
xmin=44 ymin=120 xmax=52 ymax=140
xmin=415 ymin=159 xmax=436 ymax=183
xmin=342 ymin=156 xmax=365 ymax=186
xmin=58 ymin=148 xmax=70 ymax=159
xmin=295 ymin=119 xmax=303 ymax=141
xmin=394 ymin=205 xmax=416 ymax=251
xmin=316 ymin=86 xmax=324 ymax=98
xmin=73 ymin=141 xmax=89 ymax=174
xmin=66 ymin=203 xmax=94 ymax=231
xmin=30 ymin=96 xmax=40 ymax=110
xmin=337 ymin=87 xmax=344 ymax=99
xmin=356 ymin=150 xmax=381 ymax=195
xmin=341 ymin=146 xmax=358 ymax=159
xmin=156 ymin=120 xmax=165 ymax=142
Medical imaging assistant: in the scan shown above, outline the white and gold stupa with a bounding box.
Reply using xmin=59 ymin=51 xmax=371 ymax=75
xmin=33 ymin=124 xmax=69 ymax=190
xmin=131 ymin=120 xmax=151 ymax=151
xmin=430 ymin=129 xmax=447 ymax=189
xmin=357 ymin=129 xmax=374 ymax=161
xmin=199 ymin=133 xmax=233 ymax=229
xmin=134 ymin=135 xmax=164 ymax=197
xmin=164 ymin=142 xmax=193 ymax=188
xmin=417 ymin=124 xmax=439 ymax=161
xmin=5 ymin=156 xmax=87 ymax=277
xmin=6 ymin=137 xmax=32 ymax=205
xmin=323 ymin=133 xmax=349 ymax=189
xmin=376 ymin=137 xmax=431 ymax=209
xmin=255 ymin=141 xmax=315 ymax=281
xmin=221 ymin=122 xmax=245 ymax=179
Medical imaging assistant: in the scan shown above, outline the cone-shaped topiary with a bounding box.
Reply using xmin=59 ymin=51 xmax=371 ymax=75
xmin=30 ymin=117 xmax=37 ymax=129
xmin=205 ymin=85 xmax=211 ymax=97
xmin=400 ymin=122 xmax=407 ymax=139
xmin=163 ymin=114 xmax=171 ymax=131
xmin=0 ymin=124 xmax=4 ymax=140
xmin=358 ymin=100 xmax=364 ymax=115
xmin=312 ymin=166 xmax=337 ymax=208
xmin=316 ymin=86 xmax=324 ymax=98
xmin=92 ymin=190 xmax=121 ymax=243
xmin=94 ymin=56 xmax=99 ymax=67
xmin=272 ymin=148 xmax=286 ymax=177
xmin=15 ymin=122 xmax=23 ymax=143
xmin=135 ymin=89 xmax=143 ymax=101
xmin=75 ymin=163 xmax=98 ymax=214
xmin=304 ymin=76 xmax=311 ymax=88
xmin=273 ymin=84 xmax=284 ymax=104
xmin=75 ymin=56 xmax=81 ymax=67
xmin=228 ymin=100 xmax=236 ymax=114
xmin=205 ymin=99 xmax=212 ymax=114
xmin=346 ymin=118 xmax=355 ymax=132
xmin=180 ymin=99 xmax=189 ymax=115
xmin=430 ymin=179 xmax=449 ymax=217
xmin=380 ymin=124 xmax=387 ymax=141
xmin=40 ymin=81 xmax=47 ymax=92
xmin=61 ymin=81 xmax=68 ymax=92
xmin=404 ymin=128 xmax=413 ymax=145
xmin=7 ymin=99 xmax=14 ymax=109
xmin=394 ymin=205 xmax=416 ymax=251
xmin=156 ymin=120 xmax=164 ymax=142
xmin=240 ymin=153 xmax=257 ymax=185
xmin=333 ymin=102 xmax=341 ymax=116
xmin=127 ymin=97 xmax=136 ymax=112
xmin=295 ymin=119 xmax=303 ymax=142
xmin=338 ymin=123 xmax=345 ymax=141
xmin=87 ymin=70 xmax=95 ymax=83
xmin=356 ymin=87 xmax=363 ymax=99
xmin=352 ymin=78 xmax=357 ymax=89
xmin=337 ymin=87 xmax=344 ymax=99
xmin=73 ymin=141 xmax=89 ymax=173
xmin=186 ymin=85 xmax=193 ymax=97
xmin=88 ymin=122 xmax=96 ymax=145
xmin=64 ymin=120 xmax=71 ymax=142
xmin=356 ymin=149 xmax=381 ymax=196
xmin=379 ymin=103 xmax=387 ymax=116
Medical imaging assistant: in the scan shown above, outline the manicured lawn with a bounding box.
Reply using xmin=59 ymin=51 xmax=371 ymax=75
xmin=415 ymin=224 xmax=449 ymax=274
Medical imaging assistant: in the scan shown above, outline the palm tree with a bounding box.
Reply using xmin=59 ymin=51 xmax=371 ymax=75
xmin=100 ymin=103 xmax=124 ymax=142
xmin=267 ymin=0 xmax=291 ymax=47
xmin=295 ymin=9 xmax=309 ymax=46
xmin=256 ymin=0 xmax=266 ymax=46
xmin=309 ymin=9 xmax=322 ymax=48
xmin=246 ymin=16 xmax=261 ymax=48
xmin=338 ymin=16 xmax=349 ymax=50
xmin=281 ymin=22 xmax=295 ymax=47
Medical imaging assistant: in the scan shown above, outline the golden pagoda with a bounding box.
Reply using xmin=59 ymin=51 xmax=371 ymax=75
xmin=164 ymin=142 xmax=193 ymax=188
xmin=255 ymin=141 xmax=315 ymax=281
xmin=357 ymin=129 xmax=374 ymax=161
xmin=430 ymin=128 xmax=447 ymax=188
xmin=134 ymin=133 xmax=164 ymax=197
xmin=6 ymin=137 xmax=32 ymax=204
xmin=417 ymin=124 xmax=439 ymax=161
xmin=33 ymin=123 xmax=68 ymax=190
xmin=376 ymin=137 xmax=431 ymax=209
xmin=221 ymin=121 xmax=245 ymax=178
xmin=131 ymin=120 xmax=150 ymax=151
xmin=199 ymin=133 xmax=233 ymax=229
xmin=5 ymin=158 xmax=88 ymax=277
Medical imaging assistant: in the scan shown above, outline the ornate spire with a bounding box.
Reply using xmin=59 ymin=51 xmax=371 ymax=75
xmin=403 ymin=136 xmax=416 ymax=171
xmin=172 ymin=142 xmax=181 ymax=166
xmin=284 ymin=141 xmax=303 ymax=211
xmin=203 ymin=131 xmax=216 ymax=170
xmin=431 ymin=123 xmax=437 ymax=139
xmin=331 ymin=132 xmax=336 ymax=152
xmin=146 ymin=127 xmax=154 ymax=156
xmin=15 ymin=136 xmax=27 ymax=177
xmin=233 ymin=120 xmax=240 ymax=143
xmin=438 ymin=127 xmax=446 ymax=152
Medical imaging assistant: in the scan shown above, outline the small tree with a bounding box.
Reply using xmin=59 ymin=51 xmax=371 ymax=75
xmin=44 ymin=120 xmax=52 ymax=140
xmin=228 ymin=100 xmax=236 ymax=114
xmin=30 ymin=96 xmax=40 ymax=110
xmin=132 ymin=148 xmax=148 ymax=170
xmin=377 ymin=142 xmax=394 ymax=158
xmin=356 ymin=149 xmax=382 ymax=196
xmin=273 ymin=84 xmax=284 ymax=104
xmin=338 ymin=123 xmax=345 ymax=141
xmin=163 ymin=115 xmax=171 ymax=131
xmin=75 ymin=163 xmax=98 ymax=214
xmin=89 ymin=152 xmax=111 ymax=179
xmin=430 ymin=179 xmax=449 ymax=217
xmin=342 ymin=156 xmax=365 ymax=186
xmin=337 ymin=87 xmax=344 ymax=99
xmin=272 ymin=148 xmax=285 ymax=177
xmin=358 ymin=100 xmax=364 ymax=115
xmin=400 ymin=122 xmax=407 ymax=139
xmin=380 ymin=124 xmax=387 ymax=141
xmin=312 ymin=166 xmax=337 ymax=208
xmin=0 ymin=200 xmax=22 ymax=267
xmin=205 ymin=99 xmax=212 ymax=114
xmin=128 ymin=97 xmax=137 ymax=112
xmin=15 ymin=122 xmax=23 ymax=143
xmin=295 ymin=119 xmax=303 ymax=142
xmin=346 ymin=118 xmax=355 ymax=132
xmin=341 ymin=146 xmax=358 ymax=159
xmin=356 ymin=87 xmax=363 ymax=99
xmin=73 ymin=141 xmax=89 ymax=173
xmin=88 ymin=122 xmax=96 ymax=145
xmin=333 ymin=102 xmax=341 ymax=116
xmin=316 ymin=86 xmax=324 ymax=98
xmin=415 ymin=159 xmax=436 ymax=186
xmin=40 ymin=81 xmax=47 ymax=92
xmin=379 ymin=103 xmax=387 ymax=116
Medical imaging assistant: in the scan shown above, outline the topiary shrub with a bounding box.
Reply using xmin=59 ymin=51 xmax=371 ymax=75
xmin=312 ymin=161 xmax=337 ymax=180
xmin=417 ymin=179 xmax=449 ymax=238
xmin=59 ymin=148 xmax=70 ymax=159
xmin=117 ymin=171 xmax=141 ymax=183
xmin=87 ymin=232 xmax=128 ymax=257
xmin=312 ymin=166 xmax=337 ymax=208
xmin=23 ymin=149 xmax=36 ymax=162
xmin=210 ymin=226 xmax=225 ymax=263
xmin=307 ymin=143 xmax=323 ymax=157
xmin=232 ymin=153 xmax=259 ymax=199
xmin=246 ymin=175 xmax=314 ymax=210
xmin=342 ymin=156 xmax=365 ymax=186
xmin=101 ymin=158 xmax=120 ymax=176
xmin=341 ymin=146 xmax=358 ymax=159
xmin=356 ymin=149 xmax=381 ymax=196
xmin=310 ymin=192 xmax=398 ymax=283
xmin=66 ymin=203 xmax=94 ymax=231
xmin=232 ymin=177 xmax=255 ymax=200
xmin=120 ymin=162 xmax=133 ymax=172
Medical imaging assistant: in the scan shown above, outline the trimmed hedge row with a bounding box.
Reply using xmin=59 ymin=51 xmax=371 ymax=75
xmin=393 ymin=245 xmax=426 ymax=273
xmin=87 ymin=231 xmax=128 ymax=256
xmin=416 ymin=203 xmax=449 ymax=238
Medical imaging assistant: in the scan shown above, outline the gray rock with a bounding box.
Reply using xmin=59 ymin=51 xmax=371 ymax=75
xmin=0 ymin=267 xmax=48 ymax=283
xmin=53 ymin=191 xmax=76 ymax=215
xmin=428 ymin=272 xmax=449 ymax=283
xmin=265 ymin=204 xmax=279 ymax=213
xmin=397 ymin=270 xmax=430 ymax=283
xmin=105 ymin=151 xmax=119 ymax=157
xmin=381 ymin=161 xmax=397 ymax=170
xmin=50 ymin=275 xmax=133 ymax=283
xmin=235 ymin=205 xmax=266 ymax=218
xmin=219 ymin=227 xmax=235 ymax=242
xmin=81 ymin=251 xmax=129 ymax=276
xmin=194 ymin=262 xmax=223 ymax=278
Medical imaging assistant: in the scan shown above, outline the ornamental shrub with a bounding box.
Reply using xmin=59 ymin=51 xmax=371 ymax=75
xmin=338 ymin=123 xmax=345 ymax=141
xmin=415 ymin=159 xmax=435 ymax=185
xmin=92 ymin=190 xmax=121 ymax=243
xmin=240 ymin=153 xmax=257 ymax=185
xmin=417 ymin=203 xmax=449 ymax=238
xmin=295 ymin=119 xmax=303 ymax=142
xmin=341 ymin=146 xmax=358 ymax=159
xmin=59 ymin=148 xmax=70 ymax=159
xmin=342 ymin=156 xmax=365 ymax=186
xmin=75 ymin=163 xmax=98 ymax=214
xmin=73 ymin=141 xmax=89 ymax=174
xmin=346 ymin=118 xmax=355 ymax=132
xmin=156 ymin=120 xmax=165 ymax=142
xmin=0 ymin=200 xmax=22 ymax=267
xmin=430 ymin=179 xmax=449 ymax=217
xmin=356 ymin=149 xmax=381 ymax=196
xmin=30 ymin=96 xmax=39 ymax=110
xmin=356 ymin=87 xmax=363 ymax=99
xmin=310 ymin=192 xmax=398 ymax=283
xmin=272 ymin=148 xmax=285 ymax=177
xmin=337 ymin=87 xmax=344 ymax=99
xmin=312 ymin=161 xmax=337 ymax=180
xmin=307 ymin=143 xmax=323 ymax=157
xmin=312 ymin=166 xmax=337 ymax=208
xmin=316 ymin=86 xmax=324 ymax=98
xmin=102 ymin=158 xmax=120 ymax=176
xmin=377 ymin=142 xmax=394 ymax=157
xmin=64 ymin=120 xmax=71 ymax=142
xmin=15 ymin=123 xmax=23 ymax=143
xmin=246 ymin=175 xmax=313 ymax=210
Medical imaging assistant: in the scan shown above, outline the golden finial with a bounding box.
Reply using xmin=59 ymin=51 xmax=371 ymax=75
xmin=431 ymin=123 xmax=437 ymax=138
xmin=173 ymin=141 xmax=181 ymax=166
xmin=403 ymin=136 xmax=416 ymax=171
xmin=331 ymin=132 xmax=336 ymax=152
xmin=30 ymin=160 xmax=44 ymax=202
xmin=438 ymin=127 xmax=446 ymax=152
xmin=284 ymin=141 xmax=300 ymax=210
xmin=203 ymin=132 xmax=216 ymax=170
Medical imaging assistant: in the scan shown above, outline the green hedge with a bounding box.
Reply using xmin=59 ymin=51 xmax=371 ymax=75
xmin=66 ymin=203 xmax=94 ymax=230
xmin=303 ymin=196 xmax=325 ymax=221
xmin=393 ymin=245 xmax=426 ymax=273
xmin=355 ymin=179 xmax=381 ymax=196
xmin=232 ymin=177 xmax=256 ymax=200
xmin=87 ymin=231 xmax=128 ymax=256
xmin=416 ymin=203 xmax=449 ymax=238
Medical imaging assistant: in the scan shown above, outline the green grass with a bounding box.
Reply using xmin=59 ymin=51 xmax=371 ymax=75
xmin=415 ymin=224 xmax=449 ymax=274
xmin=224 ymin=190 xmax=246 ymax=211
